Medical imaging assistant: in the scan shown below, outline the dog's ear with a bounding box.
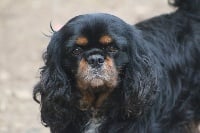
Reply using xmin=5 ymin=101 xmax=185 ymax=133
xmin=35 ymin=32 xmax=72 ymax=101
xmin=33 ymin=32 xmax=79 ymax=131
xmin=122 ymin=27 xmax=157 ymax=118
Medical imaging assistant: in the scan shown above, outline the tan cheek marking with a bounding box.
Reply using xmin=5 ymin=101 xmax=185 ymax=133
xmin=104 ymin=56 xmax=118 ymax=88
xmin=79 ymin=58 xmax=88 ymax=71
xmin=105 ymin=56 xmax=115 ymax=68
xmin=77 ymin=58 xmax=89 ymax=90
xmin=99 ymin=35 xmax=112 ymax=45
xmin=76 ymin=36 xmax=88 ymax=46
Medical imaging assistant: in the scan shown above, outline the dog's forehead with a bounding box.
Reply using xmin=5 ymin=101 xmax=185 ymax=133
xmin=62 ymin=13 xmax=129 ymax=47
xmin=64 ymin=14 xmax=108 ymax=45
xmin=70 ymin=15 xmax=109 ymax=30
xmin=66 ymin=13 xmax=127 ymax=34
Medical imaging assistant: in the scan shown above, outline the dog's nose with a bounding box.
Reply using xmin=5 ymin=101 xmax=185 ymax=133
xmin=87 ymin=55 xmax=104 ymax=68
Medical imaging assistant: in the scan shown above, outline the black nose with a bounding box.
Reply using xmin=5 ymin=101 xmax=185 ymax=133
xmin=87 ymin=55 xmax=104 ymax=68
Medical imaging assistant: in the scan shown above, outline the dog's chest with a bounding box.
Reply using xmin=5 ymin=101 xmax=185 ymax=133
xmin=84 ymin=118 xmax=103 ymax=133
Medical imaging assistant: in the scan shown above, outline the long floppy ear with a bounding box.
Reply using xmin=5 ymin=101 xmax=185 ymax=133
xmin=33 ymin=31 xmax=80 ymax=132
xmin=122 ymin=26 xmax=158 ymax=118
xmin=41 ymin=32 xmax=72 ymax=97
xmin=34 ymin=31 xmax=72 ymax=101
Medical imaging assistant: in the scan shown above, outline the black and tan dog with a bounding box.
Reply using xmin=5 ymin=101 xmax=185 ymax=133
xmin=33 ymin=0 xmax=200 ymax=132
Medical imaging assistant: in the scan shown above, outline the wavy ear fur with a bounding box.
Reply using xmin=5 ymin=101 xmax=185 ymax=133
xmin=122 ymin=27 xmax=158 ymax=118
xmin=33 ymin=32 xmax=84 ymax=132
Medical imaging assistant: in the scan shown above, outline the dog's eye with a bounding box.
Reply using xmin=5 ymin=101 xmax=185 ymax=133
xmin=72 ymin=47 xmax=83 ymax=55
xmin=107 ymin=46 xmax=118 ymax=53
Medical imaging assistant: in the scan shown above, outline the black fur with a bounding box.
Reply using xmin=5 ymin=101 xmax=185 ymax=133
xmin=33 ymin=0 xmax=200 ymax=132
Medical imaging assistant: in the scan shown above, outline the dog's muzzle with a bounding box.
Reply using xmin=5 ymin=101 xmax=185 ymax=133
xmin=76 ymin=54 xmax=119 ymax=109
xmin=77 ymin=54 xmax=118 ymax=89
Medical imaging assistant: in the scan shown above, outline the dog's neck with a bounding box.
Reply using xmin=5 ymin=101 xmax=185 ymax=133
xmin=84 ymin=116 xmax=103 ymax=133
xmin=82 ymin=105 xmax=106 ymax=133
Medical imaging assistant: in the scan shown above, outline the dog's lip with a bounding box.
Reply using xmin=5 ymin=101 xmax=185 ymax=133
xmin=89 ymin=76 xmax=105 ymax=83
xmin=80 ymin=73 xmax=105 ymax=82
xmin=91 ymin=69 xmax=104 ymax=77
xmin=91 ymin=67 xmax=102 ymax=72
xmin=93 ymin=74 xmax=108 ymax=81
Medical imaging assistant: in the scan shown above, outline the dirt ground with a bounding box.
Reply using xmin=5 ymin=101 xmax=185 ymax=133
xmin=0 ymin=0 xmax=176 ymax=133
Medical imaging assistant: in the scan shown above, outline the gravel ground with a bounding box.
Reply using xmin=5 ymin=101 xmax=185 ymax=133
xmin=0 ymin=0 xmax=178 ymax=133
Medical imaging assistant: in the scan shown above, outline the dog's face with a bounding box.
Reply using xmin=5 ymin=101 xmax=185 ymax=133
xmin=55 ymin=14 xmax=131 ymax=109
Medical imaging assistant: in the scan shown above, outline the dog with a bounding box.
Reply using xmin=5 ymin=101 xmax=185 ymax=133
xmin=33 ymin=0 xmax=200 ymax=132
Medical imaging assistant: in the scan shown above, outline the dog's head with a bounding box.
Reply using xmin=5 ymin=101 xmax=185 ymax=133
xmin=43 ymin=14 xmax=135 ymax=109
xmin=34 ymin=14 xmax=155 ymax=126
xmin=63 ymin=14 xmax=129 ymax=89
xmin=34 ymin=14 xmax=157 ymax=131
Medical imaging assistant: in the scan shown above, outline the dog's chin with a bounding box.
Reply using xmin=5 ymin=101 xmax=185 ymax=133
xmin=90 ymin=78 xmax=104 ymax=88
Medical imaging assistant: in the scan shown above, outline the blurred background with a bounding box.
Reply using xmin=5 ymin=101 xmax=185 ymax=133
xmin=0 ymin=0 xmax=173 ymax=133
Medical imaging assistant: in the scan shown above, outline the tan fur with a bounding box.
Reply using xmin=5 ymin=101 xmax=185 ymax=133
xmin=99 ymin=35 xmax=112 ymax=45
xmin=76 ymin=36 xmax=88 ymax=46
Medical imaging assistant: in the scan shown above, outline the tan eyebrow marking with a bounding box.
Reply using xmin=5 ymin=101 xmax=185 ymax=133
xmin=99 ymin=35 xmax=112 ymax=45
xmin=76 ymin=36 xmax=88 ymax=46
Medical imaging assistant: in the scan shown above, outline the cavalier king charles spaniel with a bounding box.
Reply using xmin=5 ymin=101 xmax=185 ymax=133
xmin=33 ymin=0 xmax=200 ymax=132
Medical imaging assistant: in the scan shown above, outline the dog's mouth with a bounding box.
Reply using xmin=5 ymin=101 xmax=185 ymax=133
xmin=83 ymin=69 xmax=112 ymax=88
xmin=76 ymin=57 xmax=118 ymax=110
